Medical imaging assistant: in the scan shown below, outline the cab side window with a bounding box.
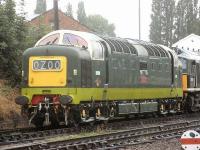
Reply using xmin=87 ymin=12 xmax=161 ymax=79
xmin=91 ymin=41 xmax=104 ymax=60
xmin=38 ymin=33 xmax=60 ymax=46
xmin=140 ymin=62 xmax=147 ymax=70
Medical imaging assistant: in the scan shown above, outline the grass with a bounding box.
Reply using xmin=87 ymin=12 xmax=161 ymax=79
xmin=45 ymin=124 xmax=126 ymax=143
xmin=0 ymin=82 xmax=13 ymax=97
xmin=0 ymin=80 xmax=20 ymax=121
xmin=46 ymin=129 xmax=111 ymax=143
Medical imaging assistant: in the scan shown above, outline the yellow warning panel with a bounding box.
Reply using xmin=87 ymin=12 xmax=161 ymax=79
xmin=29 ymin=56 xmax=67 ymax=87
xmin=182 ymin=74 xmax=188 ymax=91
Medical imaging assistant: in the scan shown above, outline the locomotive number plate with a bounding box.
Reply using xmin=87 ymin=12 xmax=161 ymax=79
xmin=32 ymin=60 xmax=61 ymax=71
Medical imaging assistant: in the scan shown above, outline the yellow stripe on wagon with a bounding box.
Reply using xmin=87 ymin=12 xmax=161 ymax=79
xmin=28 ymin=56 xmax=67 ymax=87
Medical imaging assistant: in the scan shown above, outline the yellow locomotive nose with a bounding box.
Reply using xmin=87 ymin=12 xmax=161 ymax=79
xmin=28 ymin=56 xmax=67 ymax=87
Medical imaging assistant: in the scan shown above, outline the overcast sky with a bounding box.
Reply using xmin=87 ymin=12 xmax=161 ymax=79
xmin=15 ymin=0 xmax=152 ymax=41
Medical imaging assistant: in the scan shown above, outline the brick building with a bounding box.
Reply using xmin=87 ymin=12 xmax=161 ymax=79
xmin=29 ymin=9 xmax=92 ymax=32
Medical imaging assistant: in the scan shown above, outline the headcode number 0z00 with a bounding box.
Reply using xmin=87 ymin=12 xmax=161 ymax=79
xmin=33 ymin=60 xmax=61 ymax=71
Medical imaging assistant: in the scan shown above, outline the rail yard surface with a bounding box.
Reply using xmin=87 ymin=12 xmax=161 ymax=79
xmin=0 ymin=113 xmax=199 ymax=150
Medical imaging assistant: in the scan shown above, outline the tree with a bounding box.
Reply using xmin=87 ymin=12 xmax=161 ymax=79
xmin=0 ymin=0 xmax=27 ymax=85
xmin=174 ymin=0 xmax=200 ymax=42
xmin=149 ymin=0 xmax=162 ymax=44
xmin=19 ymin=0 xmax=25 ymax=17
xmin=25 ymin=23 xmax=52 ymax=48
xmin=66 ymin=2 xmax=73 ymax=18
xmin=34 ymin=0 xmax=46 ymax=14
xmin=0 ymin=0 xmax=51 ymax=85
xmin=76 ymin=1 xmax=115 ymax=36
xmin=86 ymin=15 xmax=116 ymax=37
xmin=161 ymin=0 xmax=175 ymax=46
xmin=77 ymin=1 xmax=87 ymax=25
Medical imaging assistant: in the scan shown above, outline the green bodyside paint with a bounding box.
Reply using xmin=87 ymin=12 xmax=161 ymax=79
xmin=22 ymin=87 xmax=183 ymax=105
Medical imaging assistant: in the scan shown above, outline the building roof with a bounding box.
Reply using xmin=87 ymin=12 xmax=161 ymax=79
xmin=29 ymin=9 xmax=92 ymax=32
xmin=172 ymin=34 xmax=200 ymax=52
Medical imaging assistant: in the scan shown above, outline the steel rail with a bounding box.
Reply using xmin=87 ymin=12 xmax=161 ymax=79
xmin=1 ymin=114 xmax=200 ymax=150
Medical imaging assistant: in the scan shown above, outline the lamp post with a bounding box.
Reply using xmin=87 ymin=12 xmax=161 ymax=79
xmin=139 ymin=0 xmax=141 ymax=40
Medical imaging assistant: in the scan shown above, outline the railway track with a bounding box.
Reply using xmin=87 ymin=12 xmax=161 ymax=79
xmin=0 ymin=113 xmax=200 ymax=149
xmin=0 ymin=113 xmax=187 ymax=144
xmin=1 ymin=117 xmax=200 ymax=150
xmin=40 ymin=120 xmax=200 ymax=150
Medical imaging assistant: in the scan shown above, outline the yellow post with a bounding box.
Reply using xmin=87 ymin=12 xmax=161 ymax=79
xmin=182 ymin=74 xmax=188 ymax=91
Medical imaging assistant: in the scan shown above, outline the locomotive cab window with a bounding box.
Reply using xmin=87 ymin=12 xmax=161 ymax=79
xmin=63 ymin=33 xmax=88 ymax=48
xmin=38 ymin=33 xmax=60 ymax=46
xmin=91 ymin=41 xmax=104 ymax=60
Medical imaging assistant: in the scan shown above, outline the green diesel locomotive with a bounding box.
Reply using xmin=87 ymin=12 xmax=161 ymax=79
xmin=15 ymin=30 xmax=184 ymax=127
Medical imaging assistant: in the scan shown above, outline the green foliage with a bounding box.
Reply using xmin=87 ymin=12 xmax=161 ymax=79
xmin=0 ymin=0 xmax=26 ymax=85
xmin=25 ymin=23 xmax=52 ymax=48
xmin=150 ymin=0 xmax=200 ymax=46
xmin=34 ymin=0 xmax=46 ymax=14
xmin=174 ymin=0 xmax=199 ymax=41
xmin=150 ymin=0 xmax=162 ymax=44
xmin=66 ymin=2 xmax=73 ymax=18
xmin=161 ymin=0 xmax=175 ymax=46
xmin=19 ymin=0 xmax=26 ymax=17
xmin=150 ymin=0 xmax=175 ymax=46
xmin=76 ymin=1 xmax=116 ymax=37
xmin=77 ymin=1 xmax=87 ymax=25
xmin=86 ymin=15 xmax=116 ymax=37
xmin=0 ymin=0 xmax=52 ymax=86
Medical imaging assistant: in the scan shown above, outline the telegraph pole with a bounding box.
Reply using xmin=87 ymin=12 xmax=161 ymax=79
xmin=138 ymin=0 xmax=141 ymax=40
xmin=53 ymin=0 xmax=59 ymax=30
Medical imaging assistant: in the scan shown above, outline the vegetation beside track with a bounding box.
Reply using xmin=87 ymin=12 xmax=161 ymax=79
xmin=0 ymin=80 xmax=20 ymax=121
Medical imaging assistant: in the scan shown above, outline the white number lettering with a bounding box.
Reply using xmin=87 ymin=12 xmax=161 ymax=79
xmin=33 ymin=61 xmax=39 ymax=70
xmin=48 ymin=61 xmax=53 ymax=69
xmin=33 ymin=60 xmax=61 ymax=71
xmin=55 ymin=61 xmax=60 ymax=70
xmin=40 ymin=60 xmax=46 ymax=70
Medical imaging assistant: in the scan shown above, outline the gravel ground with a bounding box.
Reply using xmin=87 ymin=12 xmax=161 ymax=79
xmin=124 ymin=138 xmax=182 ymax=150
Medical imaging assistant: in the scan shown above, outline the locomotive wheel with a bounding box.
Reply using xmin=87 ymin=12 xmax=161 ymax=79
xmin=50 ymin=116 xmax=59 ymax=128
xmin=50 ymin=108 xmax=59 ymax=128
xmin=187 ymin=95 xmax=198 ymax=112
xmin=50 ymin=120 xmax=59 ymax=128
xmin=31 ymin=111 xmax=45 ymax=129
xmin=34 ymin=117 xmax=44 ymax=129
xmin=68 ymin=106 xmax=81 ymax=127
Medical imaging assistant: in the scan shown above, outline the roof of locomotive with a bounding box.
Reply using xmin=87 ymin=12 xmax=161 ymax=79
xmin=35 ymin=30 xmax=102 ymax=46
xmin=35 ymin=30 xmax=170 ymax=58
